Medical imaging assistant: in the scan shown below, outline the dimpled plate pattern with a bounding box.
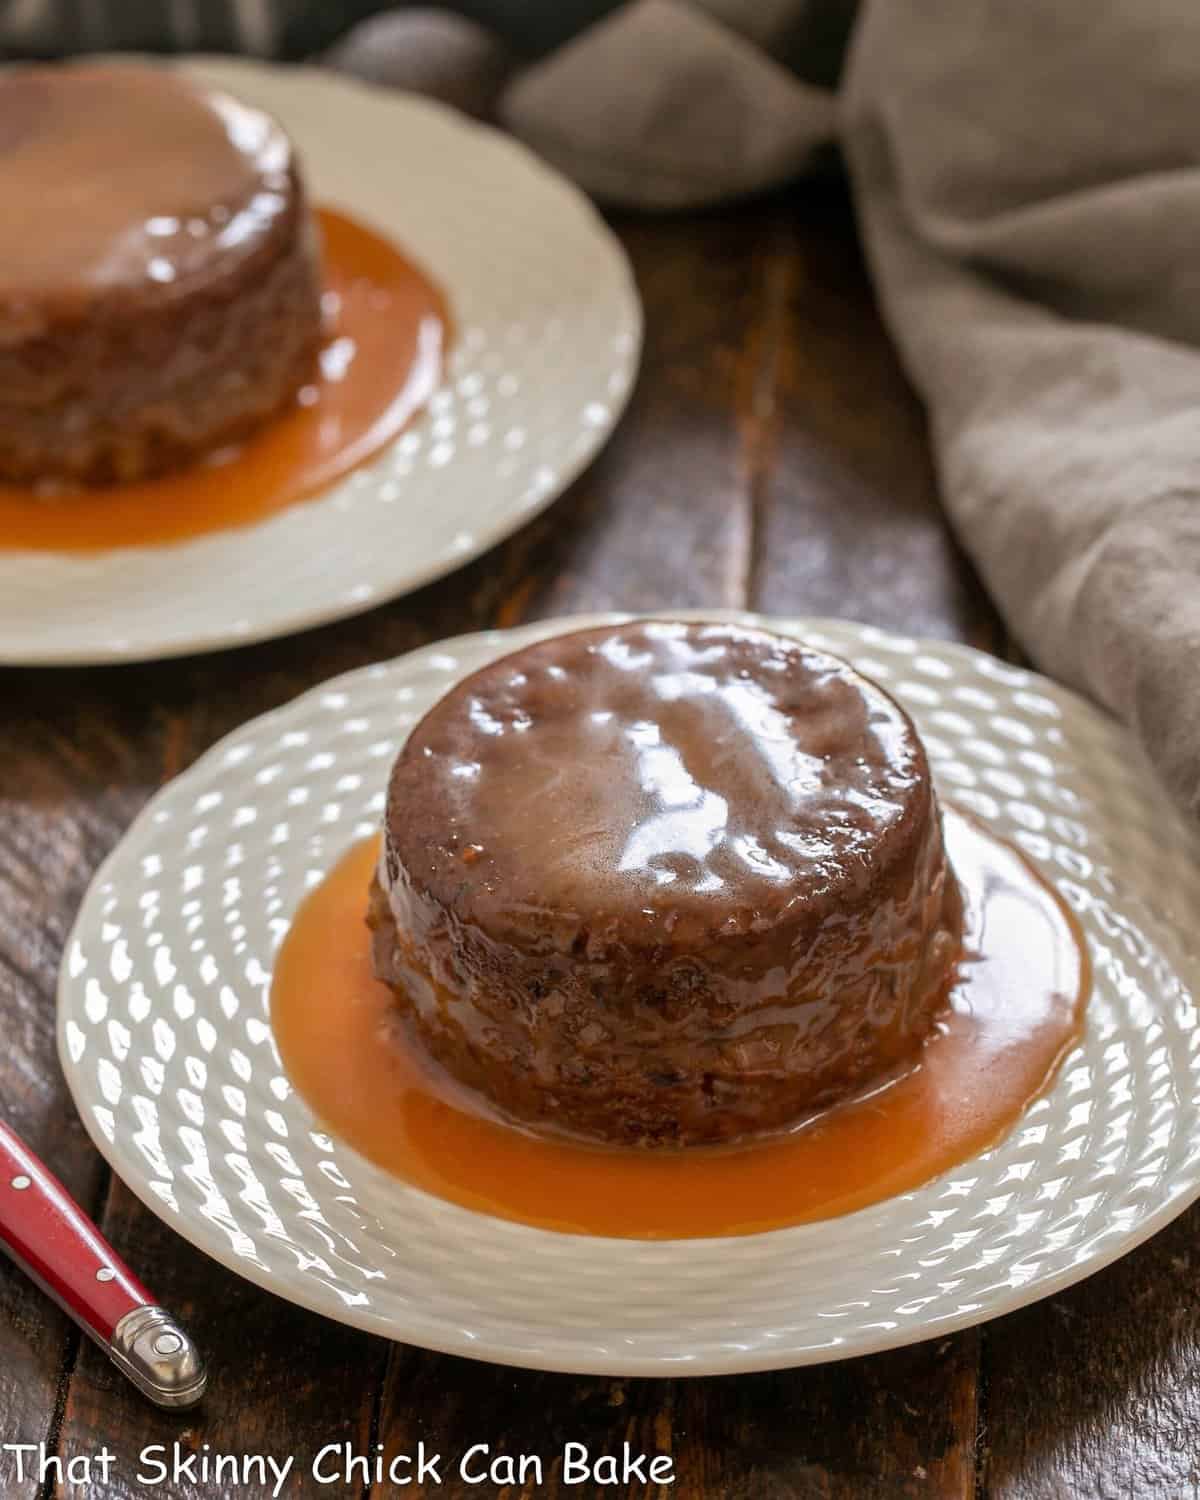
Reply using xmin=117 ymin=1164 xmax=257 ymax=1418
xmin=58 ymin=614 xmax=1200 ymax=1375
xmin=0 ymin=59 xmax=640 ymax=665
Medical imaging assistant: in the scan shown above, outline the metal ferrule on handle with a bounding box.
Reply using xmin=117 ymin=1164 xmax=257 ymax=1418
xmin=0 ymin=1118 xmax=206 ymax=1409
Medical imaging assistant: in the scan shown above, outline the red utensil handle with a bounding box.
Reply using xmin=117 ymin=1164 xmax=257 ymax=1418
xmin=0 ymin=1117 xmax=206 ymax=1407
xmin=0 ymin=1117 xmax=150 ymax=1339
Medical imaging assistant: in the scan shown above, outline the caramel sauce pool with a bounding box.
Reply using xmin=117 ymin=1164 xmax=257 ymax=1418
xmin=271 ymin=809 xmax=1089 ymax=1238
xmin=0 ymin=207 xmax=448 ymax=551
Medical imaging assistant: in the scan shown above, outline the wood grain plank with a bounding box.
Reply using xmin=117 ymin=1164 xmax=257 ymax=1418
xmin=514 ymin=207 xmax=774 ymax=622
xmin=0 ymin=678 xmax=391 ymax=1499
xmin=23 ymin=674 xmax=400 ymax=1499
xmin=53 ymin=1178 xmax=389 ymax=1500
xmin=751 ymin=181 xmax=1002 ymax=650
xmin=669 ymin=1344 xmax=979 ymax=1500
xmin=742 ymin=179 xmax=989 ymax=1500
xmin=372 ymin=1340 xmax=978 ymax=1500
xmin=0 ymin=214 xmax=667 ymax=1489
xmin=0 ymin=702 xmax=161 ymax=1500
xmin=23 ymin=196 xmax=774 ymax=1496
xmin=0 ymin=193 xmax=1003 ymax=1499
xmin=364 ymin=194 xmax=987 ymax=1500
xmin=363 ymin=195 xmax=805 ymax=1499
xmin=982 ymin=1205 xmax=1200 ymax=1500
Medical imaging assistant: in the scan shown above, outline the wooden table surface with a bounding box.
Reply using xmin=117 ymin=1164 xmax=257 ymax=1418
xmin=1 ymin=181 xmax=1196 ymax=1500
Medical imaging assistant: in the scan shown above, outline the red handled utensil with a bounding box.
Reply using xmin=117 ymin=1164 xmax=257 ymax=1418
xmin=0 ymin=1117 xmax=206 ymax=1409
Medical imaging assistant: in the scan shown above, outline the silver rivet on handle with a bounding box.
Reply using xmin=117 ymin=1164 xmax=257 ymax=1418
xmin=109 ymin=1305 xmax=207 ymax=1410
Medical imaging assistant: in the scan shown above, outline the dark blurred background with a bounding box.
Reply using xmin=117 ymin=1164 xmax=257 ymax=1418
xmin=0 ymin=0 xmax=857 ymax=88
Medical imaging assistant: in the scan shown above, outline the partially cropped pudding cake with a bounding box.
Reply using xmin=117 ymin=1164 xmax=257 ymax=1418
xmin=0 ymin=63 xmax=323 ymax=485
xmin=370 ymin=620 xmax=964 ymax=1147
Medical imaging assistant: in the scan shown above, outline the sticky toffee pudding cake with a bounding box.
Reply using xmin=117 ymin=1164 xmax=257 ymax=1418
xmin=370 ymin=621 xmax=965 ymax=1147
xmin=0 ymin=63 xmax=323 ymax=485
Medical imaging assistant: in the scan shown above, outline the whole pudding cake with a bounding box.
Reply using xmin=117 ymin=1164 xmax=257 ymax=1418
xmin=371 ymin=621 xmax=964 ymax=1147
xmin=0 ymin=63 xmax=323 ymax=484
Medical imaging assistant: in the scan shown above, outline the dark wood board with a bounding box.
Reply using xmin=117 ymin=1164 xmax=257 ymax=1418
xmin=0 ymin=179 xmax=1185 ymax=1500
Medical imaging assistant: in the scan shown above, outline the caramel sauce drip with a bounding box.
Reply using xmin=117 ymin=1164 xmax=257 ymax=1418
xmin=0 ymin=208 xmax=449 ymax=550
xmin=271 ymin=809 xmax=1089 ymax=1238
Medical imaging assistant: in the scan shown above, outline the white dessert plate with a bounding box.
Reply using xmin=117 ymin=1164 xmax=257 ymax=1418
xmin=0 ymin=59 xmax=640 ymax=665
xmin=58 ymin=614 xmax=1200 ymax=1375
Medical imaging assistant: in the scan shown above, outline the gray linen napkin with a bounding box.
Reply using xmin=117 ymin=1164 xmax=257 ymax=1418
xmin=501 ymin=0 xmax=836 ymax=207
xmin=325 ymin=0 xmax=1200 ymax=818
xmin=842 ymin=0 xmax=1200 ymax=819
xmin=5 ymin=0 xmax=1193 ymax=813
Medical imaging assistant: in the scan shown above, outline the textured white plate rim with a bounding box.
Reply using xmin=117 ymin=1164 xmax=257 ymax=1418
xmin=56 ymin=612 xmax=1200 ymax=1375
xmin=0 ymin=59 xmax=642 ymax=666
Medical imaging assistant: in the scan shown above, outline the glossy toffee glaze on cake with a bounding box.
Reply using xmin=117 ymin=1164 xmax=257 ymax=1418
xmin=0 ymin=63 xmax=323 ymax=484
xmin=272 ymin=811 xmax=1089 ymax=1237
xmin=370 ymin=621 xmax=965 ymax=1147
xmin=0 ymin=207 xmax=449 ymax=550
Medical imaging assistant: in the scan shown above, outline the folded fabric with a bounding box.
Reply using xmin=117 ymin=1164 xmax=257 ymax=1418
xmin=325 ymin=10 xmax=516 ymax=118
xmin=843 ymin=0 xmax=1200 ymax=819
xmin=501 ymin=0 xmax=835 ymax=208
xmin=7 ymin=0 xmax=1193 ymax=815
xmin=329 ymin=0 xmax=1200 ymax=819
